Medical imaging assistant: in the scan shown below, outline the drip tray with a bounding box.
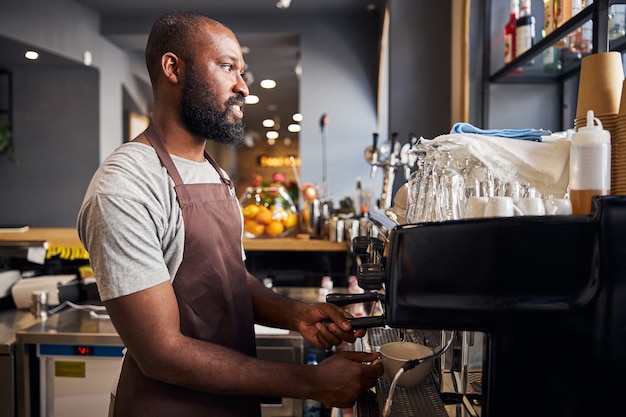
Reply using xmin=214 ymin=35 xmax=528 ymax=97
xmin=366 ymin=328 xmax=449 ymax=417
xmin=376 ymin=377 xmax=449 ymax=417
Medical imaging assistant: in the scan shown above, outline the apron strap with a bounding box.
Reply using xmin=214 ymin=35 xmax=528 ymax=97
xmin=144 ymin=123 xmax=235 ymax=196
xmin=143 ymin=124 xmax=185 ymax=187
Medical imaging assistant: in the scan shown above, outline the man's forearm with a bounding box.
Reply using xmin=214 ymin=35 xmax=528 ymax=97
xmin=247 ymin=272 xmax=306 ymax=330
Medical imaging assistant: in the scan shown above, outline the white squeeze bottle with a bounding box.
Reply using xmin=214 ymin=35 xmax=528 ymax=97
xmin=303 ymin=354 xmax=322 ymax=417
xmin=569 ymin=109 xmax=611 ymax=215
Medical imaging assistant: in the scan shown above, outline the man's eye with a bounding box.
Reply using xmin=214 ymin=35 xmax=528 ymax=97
xmin=222 ymin=64 xmax=233 ymax=71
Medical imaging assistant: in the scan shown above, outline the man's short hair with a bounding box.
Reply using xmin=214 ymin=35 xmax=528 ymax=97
xmin=145 ymin=11 xmax=221 ymax=87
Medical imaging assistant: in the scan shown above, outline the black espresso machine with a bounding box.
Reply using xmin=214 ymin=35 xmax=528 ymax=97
xmin=330 ymin=195 xmax=626 ymax=417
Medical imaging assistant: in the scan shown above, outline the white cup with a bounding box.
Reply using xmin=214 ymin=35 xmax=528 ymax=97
xmin=484 ymin=197 xmax=522 ymax=217
xmin=464 ymin=196 xmax=489 ymax=218
xmin=543 ymin=198 xmax=573 ymax=215
xmin=513 ymin=197 xmax=546 ymax=216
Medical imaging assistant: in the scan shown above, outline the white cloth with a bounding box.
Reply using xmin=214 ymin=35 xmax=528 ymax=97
xmin=429 ymin=132 xmax=571 ymax=198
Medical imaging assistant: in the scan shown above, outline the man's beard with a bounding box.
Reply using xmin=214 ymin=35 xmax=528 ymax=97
xmin=180 ymin=64 xmax=245 ymax=146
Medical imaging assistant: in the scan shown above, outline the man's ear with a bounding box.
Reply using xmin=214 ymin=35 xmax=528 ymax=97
xmin=161 ymin=52 xmax=183 ymax=85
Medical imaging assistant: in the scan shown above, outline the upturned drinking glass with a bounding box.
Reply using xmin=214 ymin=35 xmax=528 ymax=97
xmin=432 ymin=145 xmax=465 ymax=221
xmin=461 ymin=155 xmax=494 ymax=199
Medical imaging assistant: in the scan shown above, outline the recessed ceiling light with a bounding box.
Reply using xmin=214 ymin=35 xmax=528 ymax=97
xmin=83 ymin=51 xmax=93 ymax=66
xmin=266 ymin=131 xmax=279 ymax=140
xmin=245 ymin=95 xmax=259 ymax=104
xmin=288 ymin=124 xmax=301 ymax=133
xmin=267 ymin=137 xmax=277 ymax=145
xmin=292 ymin=113 xmax=303 ymax=122
xmin=24 ymin=50 xmax=39 ymax=60
xmin=260 ymin=79 xmax=277 ymax=89
xmin=262 ymin=119 xmax=275 ymax=128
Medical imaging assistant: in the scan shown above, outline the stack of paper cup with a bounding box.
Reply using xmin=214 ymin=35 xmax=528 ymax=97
xmin=574 ymin=52 xmax=624 ymax=194
xmin=614 ymin=79 xmax=626 ymax=194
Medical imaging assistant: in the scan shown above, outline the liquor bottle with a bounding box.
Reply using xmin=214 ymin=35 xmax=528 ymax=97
xmin=516 ymin=0 xmax=536 ymax=64
xmin=580 ymin=0 xmax=594 ymax=53
xmin=303 ymin=354 xmax=322 ymax=417
xmin=543 ymin=0 xmax=562 ymax=72
xmin=609 ymin=4 xmax=626 ymax=40
xmin=570 ymin=110 xmax=611 ymax=215
xmin=569 ymin=0 xmax=591 ymax=58
xmin=504 ymin=0 xmax=519 ymax=66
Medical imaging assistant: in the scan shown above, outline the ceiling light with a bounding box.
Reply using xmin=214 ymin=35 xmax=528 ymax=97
xmin=267 ymin=137 xmax=277 ymax=145
xmin=292 ymin=113 xmax=303 ymax=122
xmin=24 ymin=50 xmax=39 ymax=60
xmin=276 ymin=0 xmax=291 ymax=9
xmin=245 ymin=95 xmax=259 ymax=105
xmin=266 ymin=131 xmax=279 ymax=140
xmin=262 ymin=119 xmax=275 ymax=128
xmin=260 ymin=79 xmax=277 ymax=89
xmin=288 ymin=124 xmax=301 ymax=133
xmin=83 ymin=51 xmax=93 ymax=66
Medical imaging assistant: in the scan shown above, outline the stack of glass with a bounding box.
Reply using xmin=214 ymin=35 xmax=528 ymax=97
xmin=405 ymin=139 xmax=549 ymax=223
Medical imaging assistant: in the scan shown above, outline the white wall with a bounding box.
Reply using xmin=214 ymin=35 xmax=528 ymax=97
xmin=298 ymin=17 xmax=381 ymax=206
xmin=0 ymin=0 xmax=150 ymax=162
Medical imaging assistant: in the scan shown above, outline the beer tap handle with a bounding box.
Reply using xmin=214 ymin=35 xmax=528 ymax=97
xmin=369 ymin=160 xmax=378 ymax=178
xmin=369 ymin=132 xmax=379 ymax=178
xmin=390 ymin=132 xmax=399 ymax=157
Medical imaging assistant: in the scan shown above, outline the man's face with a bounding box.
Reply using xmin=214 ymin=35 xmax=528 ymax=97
xmin=180 ymin=59 xmax=246 ymax=146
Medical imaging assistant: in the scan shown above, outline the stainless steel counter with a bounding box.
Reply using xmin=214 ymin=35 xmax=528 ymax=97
xmin=0 ymin=308 xmax=39 ymax=417
xmin=16 ymin=307 xmax=121 ymax=346
xmin=0 ymin=308 xmax=38 ymax=354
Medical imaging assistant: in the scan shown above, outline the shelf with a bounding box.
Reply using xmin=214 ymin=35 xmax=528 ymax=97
xmin=243 ymin=237 xmax=347 ymax=252
xmin=489 ymin=0 xmax=626 ymax=84
xmin=0 ymin=228 xmax=82 ymax=249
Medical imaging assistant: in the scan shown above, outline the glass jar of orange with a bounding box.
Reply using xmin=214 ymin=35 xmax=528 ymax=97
xmin=240 ymin=186 xmax=298 ymax=238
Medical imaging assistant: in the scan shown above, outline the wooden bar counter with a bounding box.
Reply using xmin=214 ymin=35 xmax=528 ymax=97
xmin=0 ymin=228 xmax=347 ymax=253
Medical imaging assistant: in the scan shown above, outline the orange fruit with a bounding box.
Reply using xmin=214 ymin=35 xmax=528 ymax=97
xmin=284 ymin=211 xmax=298 ymax=228
xmin=255 ymin=207 xmax=273 ymax=225
xmin=244 ymin=219 xmax=265 ymax=236
xmin=241 ymin=204 xmax=260 ymax=219
xmin=266 ymin=220 xmax=285 ymax=237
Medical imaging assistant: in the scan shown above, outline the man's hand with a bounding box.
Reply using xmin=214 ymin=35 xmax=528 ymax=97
xmin=295 ymin=302 xmax=366 ymax=350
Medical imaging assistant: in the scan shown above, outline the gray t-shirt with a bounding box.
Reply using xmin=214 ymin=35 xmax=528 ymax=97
xmin=77 ymin=142 xmax=243 ymax=301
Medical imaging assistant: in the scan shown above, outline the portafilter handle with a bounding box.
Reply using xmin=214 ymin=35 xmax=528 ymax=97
xmin=321 ymin=315 xmax=387 ymax=330
xmin=324 ymin=292 xmax=387 ymax=329
xmin=326 ymin=292 xmax=384 ymax=306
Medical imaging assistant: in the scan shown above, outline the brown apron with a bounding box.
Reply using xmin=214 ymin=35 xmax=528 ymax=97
xmin=112 ymin=124 xmax=261 ymax=417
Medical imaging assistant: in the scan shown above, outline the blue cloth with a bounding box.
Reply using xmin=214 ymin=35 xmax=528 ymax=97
xmin=451 ymin=122 xmax=551 ymax=142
